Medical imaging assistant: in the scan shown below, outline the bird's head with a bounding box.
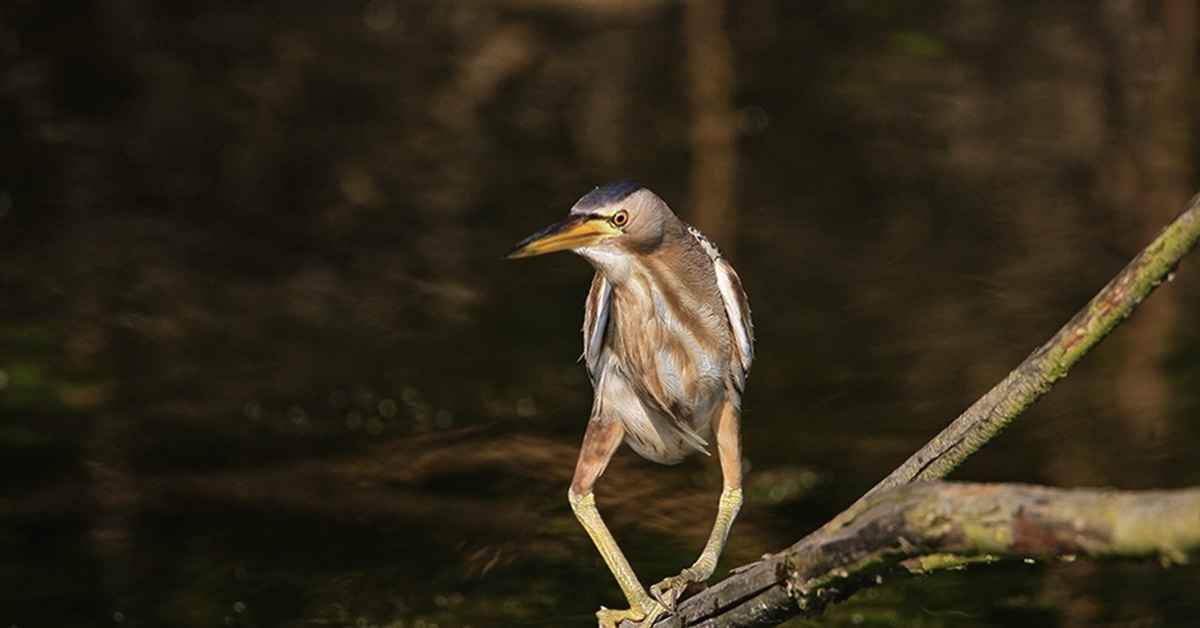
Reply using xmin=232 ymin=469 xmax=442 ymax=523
xmin=505 ymin=181 xmax=670 ymax=264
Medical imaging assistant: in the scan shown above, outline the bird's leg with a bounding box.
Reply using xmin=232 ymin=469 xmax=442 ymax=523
xmin=651 ymin=398 xmax=743 ymax=610
xmin=569 ymin=416 xmax=665 ymax=627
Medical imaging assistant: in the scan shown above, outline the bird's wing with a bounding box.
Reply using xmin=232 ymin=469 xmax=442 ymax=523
xmin=685 ymin=225 xmax=755 ymax=390
xmin=582 ymin=270 xmax=613 ymax=382
xmin=714 ymin=256 xmax=754 ymax=386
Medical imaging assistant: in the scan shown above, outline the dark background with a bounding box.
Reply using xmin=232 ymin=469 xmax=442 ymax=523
xmin=2 ymin=1 xmax=1198 ymax=627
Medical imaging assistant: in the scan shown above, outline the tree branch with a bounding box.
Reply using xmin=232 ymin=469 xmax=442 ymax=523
xmin=862 ymin=191 xmax=1200 ymax=501
xmin=656 ymin=483 xmax=1200 ymax=628
xmin=629 ymin=194 xmax=1200 ymax=627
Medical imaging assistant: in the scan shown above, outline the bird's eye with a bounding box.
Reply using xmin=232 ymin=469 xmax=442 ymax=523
xmin=611 ymin=210 xmax=629 ymax=227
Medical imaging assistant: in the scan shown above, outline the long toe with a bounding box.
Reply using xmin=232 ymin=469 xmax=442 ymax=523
xmin=650 ymin=567 xmax=704 ymax=610
xmin=595 ymin=600 xmax=666 ymax=628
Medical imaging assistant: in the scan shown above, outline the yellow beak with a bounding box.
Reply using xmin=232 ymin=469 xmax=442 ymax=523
xmin=505 ymin=214 xmax=620 ymax=259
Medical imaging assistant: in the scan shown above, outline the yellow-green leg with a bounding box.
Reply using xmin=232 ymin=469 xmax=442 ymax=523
xmin=649 ymin=486 xmax=742 ymax=609
xmin=570 ymin=417 xmax=666 ymax=627
xmin=651 ymin=399 xmax=744 ymax=609
xmin=569 ymin=490 xmax=665 ymax=627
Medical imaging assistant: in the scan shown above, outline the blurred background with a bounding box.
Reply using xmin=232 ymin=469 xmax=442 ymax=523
xmin=1 ymin=1 xmax=1198 ymax=627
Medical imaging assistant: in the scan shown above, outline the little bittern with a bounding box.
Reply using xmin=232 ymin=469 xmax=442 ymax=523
xmin=507 ymin=181 xmax=753 ymax=627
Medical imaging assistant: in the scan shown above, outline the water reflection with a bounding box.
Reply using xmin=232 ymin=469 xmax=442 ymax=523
xmin=1 ymin=1 xmax=1197 ymax=627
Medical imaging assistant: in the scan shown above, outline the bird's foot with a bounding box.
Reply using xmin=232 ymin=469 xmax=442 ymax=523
xmin=595 ymin=599 xmax=667 ymax=628
xmin=650 ymin=566 xmax=708 ymax=610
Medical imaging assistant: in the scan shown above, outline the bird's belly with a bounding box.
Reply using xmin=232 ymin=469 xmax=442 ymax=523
xmin=603 ymin=320 xmax=729 ymax=464
xmin=596 ymin=363 xmax=721 ymax=464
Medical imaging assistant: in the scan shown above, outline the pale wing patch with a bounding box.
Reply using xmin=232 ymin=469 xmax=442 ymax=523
xmin=684 ymin=224 xmax=755 ymax=386
xmin=582 ymin=271 xmax=612 ymax=381
xmin=714 ymin=257 xmax=754 ymax=380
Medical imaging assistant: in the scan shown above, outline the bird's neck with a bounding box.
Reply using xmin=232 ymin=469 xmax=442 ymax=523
xmin=579 ymin=221 xmax=685 ymax=286
xmin=578 ymin=247 xmax=634 ymax=285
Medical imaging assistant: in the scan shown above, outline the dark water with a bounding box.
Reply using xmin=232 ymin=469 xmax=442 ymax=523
xmin=2 ymin=2 xmax=1198 ymax=627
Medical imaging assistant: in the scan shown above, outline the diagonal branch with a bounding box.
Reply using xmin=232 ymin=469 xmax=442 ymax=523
xmin=860 ymin=192 xmax=1200 ymax=501
xmin=659 ymin=483 xmax=1200 ymax=628
xmin=631 ymin=192 xmax=1200 ymax=627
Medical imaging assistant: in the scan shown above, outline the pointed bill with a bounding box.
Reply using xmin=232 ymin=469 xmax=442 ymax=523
xmin=505 ymin=213 xmax=620 ymax=259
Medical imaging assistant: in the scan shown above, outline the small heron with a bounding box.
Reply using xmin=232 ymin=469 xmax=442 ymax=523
xmin=507 ymin=181 xmax=753 ymax=626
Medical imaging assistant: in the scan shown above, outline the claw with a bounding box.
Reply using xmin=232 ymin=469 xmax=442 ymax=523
xmin=638 ymin=601 xmax=667 ymax=627
xmin=650 ymin=567 xmax=703 ymax=610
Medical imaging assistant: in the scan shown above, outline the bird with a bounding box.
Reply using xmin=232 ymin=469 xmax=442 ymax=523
xmin=506 ymin=181 xmax=753 ymax=627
